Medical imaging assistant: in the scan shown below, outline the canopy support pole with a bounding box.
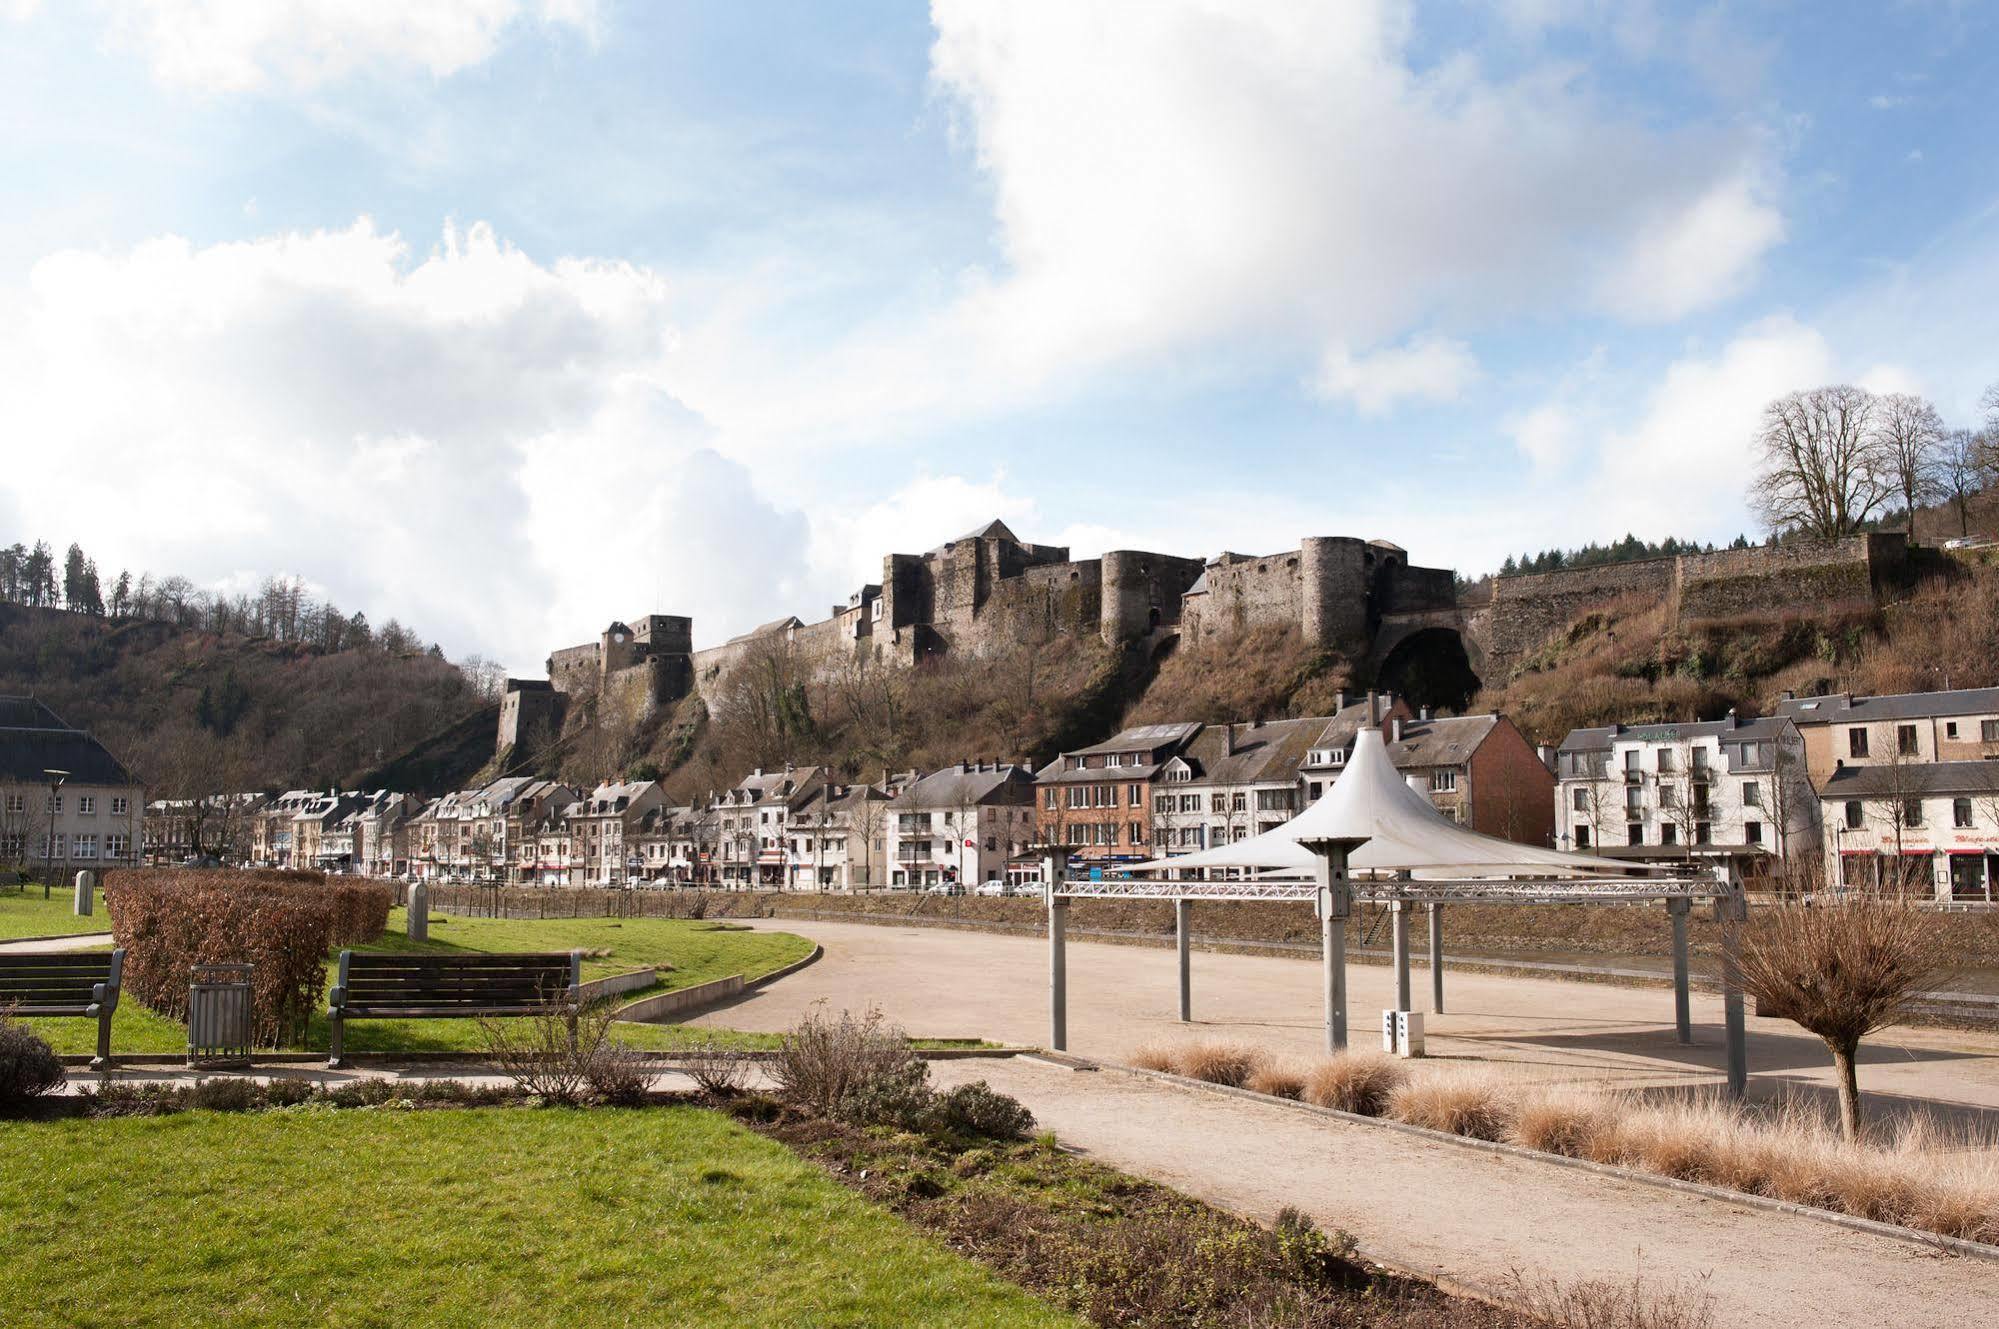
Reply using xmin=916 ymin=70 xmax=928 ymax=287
xmin=1668 ymin=897 xmax=1692 ymax=1044
xmin=1041 ymin=849 xmax=1068 ymax=1054
xmin=1391 ymin=899 xmax=1412 ymax=1012
xmin=1175 ymin=898 xmax=1192 ymax=1023
xmin=1718 ymin=872 xmax=1748 ymax=1101
xmin=1303 ymin=836 xmax=1366 ymax=1053
xmin=1428 ymin=902 xmax=1444 ymax=1014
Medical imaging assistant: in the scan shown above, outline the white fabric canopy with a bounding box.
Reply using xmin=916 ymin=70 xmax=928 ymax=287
xmin=1126 ymin=728 xmax=1659 ymax=880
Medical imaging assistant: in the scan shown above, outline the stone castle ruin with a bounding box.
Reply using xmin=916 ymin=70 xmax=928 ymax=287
xmin=498 ymin=520 xmax=1910 ymax=761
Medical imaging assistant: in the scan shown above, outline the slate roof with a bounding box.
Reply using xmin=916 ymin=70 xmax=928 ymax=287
xmin=1388 ymin=715 xmax=1500 ymax=769
xmin=889 ymin=764 xmax=1035 ymax=810
xmin=1062 ymin=723 xmax=1202 ymax=759
xmin=1776 ymin=689 xmax=1999 ymax=725
xmin=1822 ymin=760 xmax=1999 ymax=798
xmin=1173 ymin=717 xmax=1325 ymax=787
xmin=0 ymin=696 xmax=138 ymax=787
xmin=1557 ymin=716 xmax=1794 ymax=754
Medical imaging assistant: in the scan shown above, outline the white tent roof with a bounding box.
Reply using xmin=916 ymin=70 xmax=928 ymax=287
xmin=1127 ymin=728 xmax=1659 ymax=880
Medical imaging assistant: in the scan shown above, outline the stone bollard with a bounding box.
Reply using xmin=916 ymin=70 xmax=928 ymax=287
xmin=73 ymin=869 xmax=96 ymax=916
xmin=407 ymin=880 xmax=429 ymax=942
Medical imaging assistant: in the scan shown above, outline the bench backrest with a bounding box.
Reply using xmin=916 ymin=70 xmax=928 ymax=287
xmin=0 ymin=949 xmax=123 ymax=1011
xmin=338 ymin=951 xmax=579 ymax=1011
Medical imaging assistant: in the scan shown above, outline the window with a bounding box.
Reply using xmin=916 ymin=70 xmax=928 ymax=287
xmin=77 ymin=795 xmax=96 ymax=814
xmin=1660 ymin=823 xmax=1678 ymax=845
xmin=1657 ymin=748 xmax=1676 ymax=773
xmin=1623 ymin=750 xmax=1640 ymax=777
xmin=1627 ymin=824 xmax=1643 ymax=846
xmin=1903 ymin=798 xmax=1924 ymax=828
xmin=1739 ymin=742 xmax=1761 ymax=767
xmin=1575 ymin=826 xmax=1591 ymax=849
xmin=2 ymin=792 xmax=20 ymax=813
xmin=106 ymin=832 xmax=129 ymax=860
xmin=1690 ymin=746 xmax=1710 ymax=774
xmin=74 ymin=834 xmax=97 ymax=859
xmin=1178 ymin=794 xmax=1200 ymax=814
xmin=1897 ymin=724 xmax=1919 ymax=756
xmin=1232 ymin=793 xmax=1247 ymax=812
xmin=1745 ymin=821 xmax=1762 ymax=845
xmin=1154 ymin=793 xmax=1173 ymax=814
xmin=1659 ymin=784 xmax=1677 ymax=808
xmin=1045 ymin=788 xmax=1058 ymax=810
xmin=1845 ymin=800 xmax=1863 ymax=830
xmin=46 ymin=794 xmax=62 ymax=814
xmin=1946 ymin=722 xmax=1959 ymax=739
xmin=1984 ymin=720 xmax=1999 ymax=743
xmin=1849 ymin=728 xmax=1869 ymax=759
xmin=1955 ymin=798 xmax=1974 ymax=829
xmin=1694 ymin=822 xmax=1712 ymax=845
xmin=1128 ymin=784 xmax=1143 ymax=807
xmin=1430 ymin=769 xmax=1457 ymax=793
xmin=1308 ymin=781 xmax=1323 ymax=801
xmin=1128 ymin=822 xmax=1145 ymax=845
xmin=1571 ymin=787 xmax=1587 ymax=811
xmin=1742 ymin=782 xmax=1761 ymax=808
xmin=1624 ymin=786 xmax=1643 ymax=814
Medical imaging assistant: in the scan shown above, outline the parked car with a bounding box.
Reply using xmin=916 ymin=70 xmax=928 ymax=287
xmin=974 ymin=880 xmax=1008 ymax=897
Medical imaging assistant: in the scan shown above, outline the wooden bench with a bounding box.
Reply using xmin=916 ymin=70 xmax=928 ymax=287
xmin=327 ymin=950 xmax=582 ymax=1068
xmin=0 ymin=949 xmax=125 ymax=1070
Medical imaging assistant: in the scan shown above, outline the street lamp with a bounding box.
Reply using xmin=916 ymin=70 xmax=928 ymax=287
xmin=42 ymin=769 xmax=68 ymax=900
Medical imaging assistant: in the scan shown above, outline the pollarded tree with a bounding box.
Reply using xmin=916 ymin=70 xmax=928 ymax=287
xmin=1749 ymin=386 xmax=1891 ymax=540
xmin=1733 ymin=891 xmax=1953 ymax=1140
xmin=1871 ymin=392 xmax=1946 ymax=537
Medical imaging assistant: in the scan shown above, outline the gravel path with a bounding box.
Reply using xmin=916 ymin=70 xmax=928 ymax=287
xmin=0 ymin=931 xmax=111 ymax=953
xmin=923 ymin=1057 xmax=1993 ymax=1329
xmin=696 ymin=917 xmax=1999 ymax=1126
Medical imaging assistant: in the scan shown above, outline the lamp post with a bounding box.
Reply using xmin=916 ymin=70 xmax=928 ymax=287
xmin=42 ymin=769 xmax=69 ymax=900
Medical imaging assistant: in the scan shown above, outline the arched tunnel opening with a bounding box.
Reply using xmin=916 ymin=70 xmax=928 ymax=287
xmin=1376 ymin=628 xmax=1481 ymax=715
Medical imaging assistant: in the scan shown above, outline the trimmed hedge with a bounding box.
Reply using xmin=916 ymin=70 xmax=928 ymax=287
xmin=104 ymin=870 xmax=392 ymax=1047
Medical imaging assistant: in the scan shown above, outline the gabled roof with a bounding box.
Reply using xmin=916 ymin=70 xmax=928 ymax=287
xmin=0 ymin=697 xmax=137 ymax=786
xmin=1388 ymin=715 xmax=1500 ymax=769
xmin=1176 ymin=717 xmax=1325 ymax=787
xmin=1062 ymin=722 xmax=1203 ymax=760
xmin=1776 ymin=688 xmax=1999 ymax=725
xmin=889 ymin=764 xmax=1035 ymax=810
xmin=959 ymin=518 xmax=1018 ymax=543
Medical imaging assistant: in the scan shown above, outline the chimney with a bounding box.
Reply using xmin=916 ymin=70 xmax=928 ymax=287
xmin=1224 ymin=723 xmax=1236 ymax=757
xmin=1391 ymin=717 xmax=1404 ymax=743
xmin=1780 ymin=689 xmax=1795 ymax=702
xmin=1536 ymin=744 xmax=1554 ymax=771
xmin=1419 ymin=705 xmax=1432 ymax=722
xmin=1336 ymin=689 xmax=1348 ymax=712
xmin=1366 ymin=689 xmax=1379 ymax=725
xmin=1726 ymin=708 xmax=1739 ymax=728
xmin=753 ymin=767 xmax=763 ymax=778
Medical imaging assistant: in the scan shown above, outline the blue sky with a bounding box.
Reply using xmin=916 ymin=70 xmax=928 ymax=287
xmin=1 ymin=1 xmax=1994 ymax=672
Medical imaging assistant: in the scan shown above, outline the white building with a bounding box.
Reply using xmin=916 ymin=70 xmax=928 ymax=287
xmin=1552 ymin=715 xmax=1819 ymax=869
xmin=887 ymin=762 xmax=1037 ymax=889
xmin=1821 ymin=760 xmax=1999 ymax=901
xmin=0 ymin=697 xmax=143 ymax=874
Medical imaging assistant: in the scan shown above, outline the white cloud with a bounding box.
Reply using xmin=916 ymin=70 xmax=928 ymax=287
xmin=1596 ymin=170 xmax=1785 ymax=320
xmin=1868 ymin=94 xmax=1909 ymax=110
xmin=1312 ymin=335 xmax=1480 ymax=414
xmin=920 ymin=1 xmax=1784 ymax=387
xmin=1505 ymin=403 xmax=1577 ymax=469
xmin=97 ymin=0 xmax=596 ymax=92
xmin=0 ymin=218 xmax=808 ymax=672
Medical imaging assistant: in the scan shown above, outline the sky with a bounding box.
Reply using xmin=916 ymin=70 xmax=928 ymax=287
xmin=1 ymin=1 xmax=1995 ymax=674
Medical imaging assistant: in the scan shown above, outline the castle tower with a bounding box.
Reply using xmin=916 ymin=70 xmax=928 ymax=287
xmin=1300 ymin=536 xmax=1369 ymax=654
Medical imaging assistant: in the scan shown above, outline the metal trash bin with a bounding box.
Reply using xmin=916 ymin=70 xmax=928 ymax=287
xmin=188 ymin=963 xmax=254 ymax=1069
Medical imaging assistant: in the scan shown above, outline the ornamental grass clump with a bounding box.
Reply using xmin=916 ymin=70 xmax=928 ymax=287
xmin=1386 ymin=1069 xmax=1512 ymax=1141
xmin=1174 ymin=1039 xmax=1266 ymax=1088
xmin=1301 ymin=1051 xmax=1407 ymax=1117
xmin=1244 ymin=1061 xmax=1308 ymax=1100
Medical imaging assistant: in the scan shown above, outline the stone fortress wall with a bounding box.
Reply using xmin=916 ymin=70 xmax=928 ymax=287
xmin=509 ymin=523 xmax=1907 ymax=756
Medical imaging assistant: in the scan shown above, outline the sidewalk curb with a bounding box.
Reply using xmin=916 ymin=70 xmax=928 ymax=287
xmin=1046 ymin=1053 xmax=1999 ymax=1264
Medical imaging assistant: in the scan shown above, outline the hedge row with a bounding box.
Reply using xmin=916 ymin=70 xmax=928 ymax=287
xmin=104 ymin=870 xmax=393 ymax=1048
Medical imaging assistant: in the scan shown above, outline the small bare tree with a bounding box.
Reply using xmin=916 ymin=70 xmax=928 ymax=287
xmin=1734 ymin=890 xmax=1953 ymax=1140
xmin=1749 ymin=386 xmax=1891 ymax=540
xmin=1871 ymin=392 xmax=1946 ymax=537
xmin=1938 ymin=428 xmax=1985 ymax=538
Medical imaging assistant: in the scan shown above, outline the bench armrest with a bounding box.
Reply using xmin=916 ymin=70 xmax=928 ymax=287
xmin=328 ymin=985 xmax=347 ymax=1013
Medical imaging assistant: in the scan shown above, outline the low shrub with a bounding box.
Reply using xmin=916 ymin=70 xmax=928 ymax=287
xmin=0 ymin=1015 xmax=63 ymax=1107
xmin=772 ymin=1005 xmax=927 ymax=1122
xmin=680 ymin=1041 xmax=751 ymax=1098
xmin=1244 ymin=1062 xmax=1308 ymax=1100
xmin=1301 ymin=1052 xmax=1407 ymax=1117
xmin=936 ymin=1080 xmax=1036 ymax=1140
xmin=1126 ymin=1041 xmax=1180 ymax=1073
xmin=833 ymin=1056 xmax=935 ymax=1130
xmin=1386 ymin=1070 xmax=1512 ymax=1141
xmin=1507 ymin=1087 xmax=1622 ymax=1160
xmin=584 ymin=1040 xmax=654 ymax=1107
xmin=1175 ymin=1039 xmax=1265 ymax=1088
xmin=478 ymin=998 xmax=638 ymax=1106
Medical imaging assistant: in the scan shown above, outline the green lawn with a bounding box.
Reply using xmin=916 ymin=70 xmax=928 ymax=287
xmin=19 ymin=911 xmax=817 ymax=1057
xmin=0 ymin=885 xmax=109 ymax=941
xmin=0 ymin=1107 xmax=1078 ymax=1329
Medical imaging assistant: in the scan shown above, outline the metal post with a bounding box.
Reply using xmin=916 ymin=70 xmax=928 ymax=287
xmin=1175 ymin=898 xmax=1192 ymax=1022
xmin=1391 ymin=899 xmax=1411 ymax=1012
xmin=1717 ymin=871 xmax=1748 ymax=1100
xmin=1041 ymin=849 xmax=1068 ymax=1053
xmin=1668 ymin=896 xmax=1691 ymax=1044
xmin=1428 ymin=901 xmax=1444 ymax=1013
xmin=1303 ymin=837 xmax=1365 ymax=1053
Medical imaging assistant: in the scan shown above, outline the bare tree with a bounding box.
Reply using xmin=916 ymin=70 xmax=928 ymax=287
xmin=1734 ymin=891 xmax=1954 ymax=1140
xmin=1938 ymin=428 xmax=1984 ymax=538
xmin=851 ymin=791 xmax=885 ymax=892
xmin=1749 ymin=386 xmax=1891 ymax=540
xmin=1872 ymin=393 xmax=1947 ymax=537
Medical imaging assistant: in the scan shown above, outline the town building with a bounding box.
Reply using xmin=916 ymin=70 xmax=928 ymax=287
xmin=1821 ymin=760 xmax=1999 ymax=901
xmin=1553 ymin=716 xmax=1819 ymax=870
xmin=251 ymin=789 xmax=319 ymax=867
xmin=887 ymin=763 xmax=1037 ymax=889
xmin=1035 ymin=724 xmax=1203 ymax=866
xmin=787 ymin=781 xmax=891 ymax=890
xmin=564 ymin=780 xmax=666 ymax=886
xmin=714 ymin=766 xmax=828 ymax=887
xmin=0 ymin=697 xmax=144 ymax=875
xmin=144 ymin=792 xmax=263 ymax=866
xmin=1151 ymin=717 xmax=1327 ymax=859
xmin=1775 ymin=687 xmax=1999 ymax=787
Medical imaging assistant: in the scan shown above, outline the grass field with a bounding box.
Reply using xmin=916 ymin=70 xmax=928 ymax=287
xmin=0 ymin=1106 xmax=1078 ymax=1329
xmin=0 ymin=885 xmax=109 ymax=940
xmin=17 ymin=910 xmax=817 ymax=1057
